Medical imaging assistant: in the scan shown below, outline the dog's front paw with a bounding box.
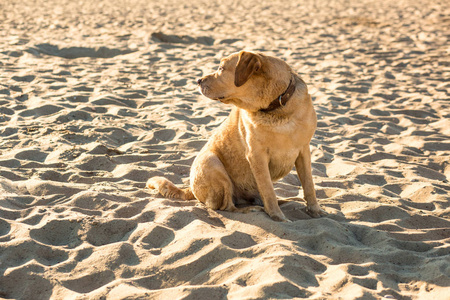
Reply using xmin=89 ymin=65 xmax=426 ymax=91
xmin=270 ymin=213 xmax=291 ymax=223
xmin=306 ymin=203 xmax=327 ymax=218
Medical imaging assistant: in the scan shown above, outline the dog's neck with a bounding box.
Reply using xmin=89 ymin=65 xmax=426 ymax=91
xmin=259 ymin=76 xmax=296 ymax=113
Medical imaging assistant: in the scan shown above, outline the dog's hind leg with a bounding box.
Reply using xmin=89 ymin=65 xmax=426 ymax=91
xmin=190 ymin=153 xmax=239 ymax=212
xmin=190 ymin=153 xmax=265 ymax=215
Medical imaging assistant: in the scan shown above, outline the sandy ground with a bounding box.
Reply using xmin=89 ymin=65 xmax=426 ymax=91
xmin=0 ymin=0 xmax=449 ymax=299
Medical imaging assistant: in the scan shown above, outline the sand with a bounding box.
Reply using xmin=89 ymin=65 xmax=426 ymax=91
xmin=0 ymin=0 xmax=449 ymax=299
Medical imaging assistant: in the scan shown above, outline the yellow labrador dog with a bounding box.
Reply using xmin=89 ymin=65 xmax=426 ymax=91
xmin=148 ymin=51 xmax=324 ymax=221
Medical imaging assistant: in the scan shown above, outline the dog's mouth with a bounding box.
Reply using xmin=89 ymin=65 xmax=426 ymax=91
xmin=198 ymin=85 xmax=229 ymax=103
xmin=199 ymin=87 xmax=225 ymax=101
xmin=216 ymin=96 xmax=233 ymax=104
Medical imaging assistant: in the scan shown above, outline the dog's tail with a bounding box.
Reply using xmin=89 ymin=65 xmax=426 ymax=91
xmin=147 ymin=176 xmax=195 ymax=200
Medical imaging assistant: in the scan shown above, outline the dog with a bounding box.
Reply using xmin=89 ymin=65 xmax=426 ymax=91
xmin=147 ymin=50 xmax=324 ymax=221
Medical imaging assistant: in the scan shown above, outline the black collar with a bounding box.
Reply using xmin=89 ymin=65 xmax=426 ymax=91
xmin=259 ymin=77 xmax=296 ymax=113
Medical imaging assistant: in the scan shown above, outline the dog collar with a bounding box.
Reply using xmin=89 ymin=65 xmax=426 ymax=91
xmin=259 ymin=77 xmax=296 ymax=113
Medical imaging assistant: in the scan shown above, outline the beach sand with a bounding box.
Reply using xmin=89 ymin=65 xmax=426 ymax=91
xmin=0 ymin=0 xmax=449 ymax=299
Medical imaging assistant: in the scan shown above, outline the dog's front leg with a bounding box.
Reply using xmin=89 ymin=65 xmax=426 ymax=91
xmin=246 ymin=150 xmax=289 ymax=222
xmin=295 ymin=145 xmax=324 ymax=218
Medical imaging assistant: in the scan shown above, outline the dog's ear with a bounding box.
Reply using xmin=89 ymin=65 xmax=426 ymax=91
xmin=234 ymin=51 xmax=262 ymax=87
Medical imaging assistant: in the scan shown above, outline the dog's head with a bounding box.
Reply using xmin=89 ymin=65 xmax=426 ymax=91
xmin=197 ymin=51 xmax=293 ymax=112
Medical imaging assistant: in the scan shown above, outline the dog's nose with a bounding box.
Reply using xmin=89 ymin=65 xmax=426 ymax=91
xmin=197 ymin=78 xmax=203 ymax=85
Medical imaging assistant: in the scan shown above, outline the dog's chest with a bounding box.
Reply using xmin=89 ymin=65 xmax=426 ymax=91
xmin=266 ymin=137 xmax=300 ymax=181
xmin=241 ymin=110 xmax=313 ymax=181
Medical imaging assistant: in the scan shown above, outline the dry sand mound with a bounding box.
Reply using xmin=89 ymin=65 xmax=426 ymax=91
xmin=0 ymin=0 xmax=449 ymax=299
xmin=28 ymin=44 xmax=137 ymax=59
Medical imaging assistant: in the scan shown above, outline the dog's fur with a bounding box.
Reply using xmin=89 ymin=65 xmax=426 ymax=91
xmin=147 ymin=51 xmax=324 ymax=221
